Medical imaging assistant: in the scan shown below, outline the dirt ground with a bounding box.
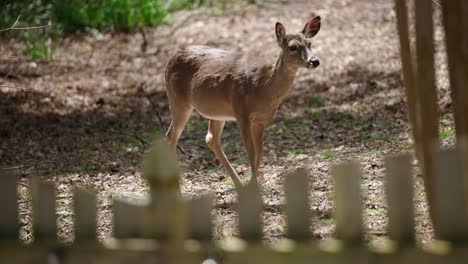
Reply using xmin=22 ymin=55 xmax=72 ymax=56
xmin=0 ymin=0 xmax=455 ymax=246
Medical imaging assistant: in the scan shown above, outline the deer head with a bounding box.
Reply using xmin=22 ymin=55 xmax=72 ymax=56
xmin=275 ymin=16 xmax=321 ymax=69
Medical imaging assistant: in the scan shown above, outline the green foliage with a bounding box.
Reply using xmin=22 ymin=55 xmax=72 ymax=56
xmin=321 ymin=150 xmax=333 ymax=159
xmin=50 ymin=0 xmax=167 ymax=32
xmin=307 ymin=96 xmax=328 ymax=108
xmin=22 ymin=25 xmax=61 ymax=61
xmin=1 ymin=0 xmax=253 ymax=60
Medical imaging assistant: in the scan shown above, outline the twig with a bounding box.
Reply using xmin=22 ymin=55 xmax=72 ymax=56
xmin=119 ymin=130 xmax=149 ymax=146
xmin=0 ymin=69 xmax=13 ymax=83
xmin=0 ymin=15 xmax=50 ymax=32
xmin=145 ymin=94 xmax=186 ymax=155
xmin=73 ymin=121 xmax=149 ymax=147
xmin=0 ymin=159 xmax=62 ymax=171
xmin=0 ymin=15 xmax=20 ymax=32
xmin=145 ymin=95 xmax=165 ymax=129
xmin=19 ymin=169 xmax=67 ymax=176
xmin=138 ymin=25 xmax=148 ymax=53
xmin=18 ymin=182 xmax=29 ymax=188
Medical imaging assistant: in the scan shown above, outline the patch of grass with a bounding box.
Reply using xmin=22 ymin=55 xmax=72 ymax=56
xmin=438 ymin=113 xmax=455 ymax=140
xmin=307 ymin=96 xmax=328 ymax=108
xmin=321 ymin=150 xmax=333 ymax=159
xmin=439 ymin=127 xmax=454 ymax=140
xmin=143 ymin=126 xmax=165 ymax=143
xmin=319 ymin=210 xmax=333 ymax=224
xmin=22 ymin=30 xmax=55 ymax=61
xmin=372 ymin=132 xmax=386 ymax=141
xmin=287 ymin=149 xmax=300 ymax=159
xmin=310 ymin=111 xmax=352 ymax=122
xmin=327 ymin=111 xmax=350 ymax=122
xmin=186 ymin=116 xmax=208 ymax=132
xmin=267 ymin=121 xmax=288 ymax=134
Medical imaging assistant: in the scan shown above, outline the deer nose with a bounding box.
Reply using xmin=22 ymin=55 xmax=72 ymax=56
xmin=308 ymin=57 xmax=320 ymax=68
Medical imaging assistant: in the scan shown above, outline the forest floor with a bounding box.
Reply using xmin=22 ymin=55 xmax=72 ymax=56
xmin=0 ymin=0 xmax=455 ymax=246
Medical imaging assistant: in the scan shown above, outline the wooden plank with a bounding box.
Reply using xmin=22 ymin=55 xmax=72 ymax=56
xmin=113 ymin=198 xmax=143 ymax=239
xmin=414 ymin=0 xmax=440 ymax=236
xmin=332 ymin=161 xmax=362 ymax=244
xmin=238 ymin=183 xmax=263 ymax=241
xmin=433 ymin=148 xmax=468 ymax=242
xmin=394 ymin=0 xmax=421 ymax=158
xmin=31 ymin=177 xmax=57 ymax=242
xmin=384 ymin=154 xmax=415 ymax=244
xmin=141 ymin=138 xmax=187 ymax=243
xmin=143 ymin=138 xmax=181 ymax=194
xmin=188 ymin=195 xmax=213 ymax=241
xmin=73 ymin=187 xmax=97 ymax=242
xmin=0 ymin=171 xmax=18 ymax=240
xmin=461 ymin=1 xmax=468 ymax=139
xmin=284 ymin=168 xmax=311 ymax=240
xmin=441 ymin=0 xmax=468 ymax=139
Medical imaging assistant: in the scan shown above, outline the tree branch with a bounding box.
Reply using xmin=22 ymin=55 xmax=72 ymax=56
xmin=145 ymin=94 xmax=186 ymax=155
xmin=0 ymin=15 xmax=50 ymax=32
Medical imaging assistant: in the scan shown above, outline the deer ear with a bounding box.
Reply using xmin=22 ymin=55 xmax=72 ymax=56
xmin=301 ymin=16 xmax=321 ymax=38
xmin=275 ymin=22 xmax=286 ymax=44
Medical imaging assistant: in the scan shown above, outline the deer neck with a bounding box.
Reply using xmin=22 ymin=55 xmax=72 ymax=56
xmin=266 ymin=53 xmax=298 ymax=103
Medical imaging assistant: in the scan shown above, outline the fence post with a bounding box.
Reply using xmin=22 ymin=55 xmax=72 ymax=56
xmin=414 ymin=0 xmax=440 ymax=237
xmin=333 ymin=161 xmax=362 ymax=245
xmin=142 ymin=138 xmax=186 ymax=244
xmin=238 ymin=183 xmax=263 ymax=241
xmin=384 ymin=154 xmax=414 ymax=244
xmin=73 ymin=187 xmax=97 ymax=243
xmin=395 ymin=0 xmax=421 ymax=159
xmin=0 ymin=171 xmax=18 ymax=241
xmin=113 ymin=198 xmax=145 ymax=239
xmin=441 ymin=0 xmax=468 ymax=140
xmin=188 ymin=195 xmax=213 ymax=241
xmin=284 ymin=168 xmax=311 ymax=241
xmin=31 ymin=177 xmax=57 ymax=243
xmin=433 ymin=148 xmax=468 ymax=243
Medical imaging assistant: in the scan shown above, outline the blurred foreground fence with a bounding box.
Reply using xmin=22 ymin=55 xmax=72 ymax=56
xmin=1 ymin=140 xmax=468 ymax=263
xmin=1 ymin=0 xmax=468 ymax=263
xmin=395 ymin=0 xmax=468 ymax=236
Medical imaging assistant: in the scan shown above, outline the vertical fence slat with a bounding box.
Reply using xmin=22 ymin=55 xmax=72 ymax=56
xmin=441 ymin=0 xmax=468 ymax=139
xmin=384 ymin=154 xmax=414 ymax=243
xmin=142 ymin=139 xmax=186 ymax=242
xmin=333 ymin=161 xmax=362 ymax=244
xmin=188 ymin=195 xmax=213 ymax=241
xmin=460 ymin=1 xmax=468 ymax=140
xmin=285 ymin=168 xmax=311 ymax=240
xmin=113 ymin=199 xmax=143 ymax=239
xmin=0 ymin=171 xmax=18 ymax=240
xmin=74 ymin=188 xmax=97 ymax=242
xmin=238 ymin=183 xmax=263 ymax=241
xmin=433 ymin=148 xmax=468 ymax=242
xmin=395 ymin=0 xmax=420 ymax=155
xmin=32 ymin=178 xmax=57 ymax=242
xmin=414 ymin=0 xmax=440 ymax=236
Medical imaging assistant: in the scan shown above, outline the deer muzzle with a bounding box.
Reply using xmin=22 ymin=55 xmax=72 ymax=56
xmin=307 ymin=57 xmax=320 ymax=68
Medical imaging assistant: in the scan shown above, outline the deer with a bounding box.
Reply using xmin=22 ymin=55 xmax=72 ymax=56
xmin=164 ymin=16 xmax=321 ymax=190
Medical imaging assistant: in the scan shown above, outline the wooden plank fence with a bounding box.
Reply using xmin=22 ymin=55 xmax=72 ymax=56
xmin=1 ymin=0 xmax=468 ymax=263
xmin=395 ymin=0 xmax=468 ymax=237
xmin=1 ymin=139 xmax=468 ymax=263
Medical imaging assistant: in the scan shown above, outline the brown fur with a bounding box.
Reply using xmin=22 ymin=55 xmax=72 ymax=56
xmin=165 ymin=17 xmax=321 ymax=189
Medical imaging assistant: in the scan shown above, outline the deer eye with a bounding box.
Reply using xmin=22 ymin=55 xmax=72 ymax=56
xmin=307 ymin=42 xmax=312 ymax=48
xmin=288 ymin=45 xmax=297 ymax=52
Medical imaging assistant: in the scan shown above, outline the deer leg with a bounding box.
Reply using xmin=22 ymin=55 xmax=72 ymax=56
xmin=251 ymin=122 xmax=265 ymax=180
xmin=238 ymin=118 xmax=258 ymax=186
xmin=166 ymin=106 xmax=192 ymax=152
xmin=206 ymin=120 xmax=242 ymax=189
